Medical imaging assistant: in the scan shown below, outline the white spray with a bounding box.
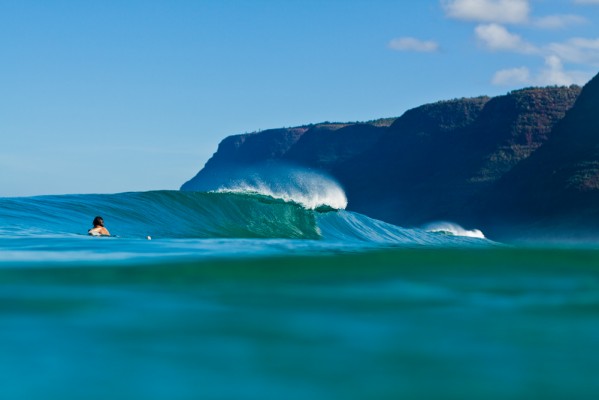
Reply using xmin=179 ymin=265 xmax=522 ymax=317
xmin=424 ymin=221 xmax=486 ymax=239
xmin=213 ymin=165 xmax=348 ymax=210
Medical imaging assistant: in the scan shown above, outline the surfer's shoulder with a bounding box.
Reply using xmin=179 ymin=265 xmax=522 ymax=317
xmin=88 ymin=227 xmax=110 ymax=236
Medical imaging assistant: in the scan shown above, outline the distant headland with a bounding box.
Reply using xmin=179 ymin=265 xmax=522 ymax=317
xmin=183 ymin=72 xmax=599 ymax=241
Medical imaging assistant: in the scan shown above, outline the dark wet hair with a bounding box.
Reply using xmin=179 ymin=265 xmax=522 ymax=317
xmin=92 ymin=216 xmax=104 ymax=227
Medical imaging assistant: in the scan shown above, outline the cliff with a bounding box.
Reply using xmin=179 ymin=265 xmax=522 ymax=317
xmin=182 ymin=80 xmax=591 ymax=240
xmin=181 ymin=119 xmax=392 ymax=191
xmin=484 ymin=73 xmax=599 ymax=238
xmin=338 ymin=86 xmax=582 ymax=230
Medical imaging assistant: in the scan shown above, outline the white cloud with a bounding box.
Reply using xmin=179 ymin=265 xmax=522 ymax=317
xmin=533 ymin=14 xmax=587 ymax=29
xmin=475 ymin=23 xmax=538 ymax=53
xmin=442 ymin=0 xmax=530 ymax=24
xmin=536 ymin=55 xmax=591 ymax=85
xmin=492 ymin=67 xmax=531 ymax=85
xmin=547 ymin=37 xmax=599 ymax=66
xmin=388 ymin=37 xmax=440 ymax=52
xmin=440 ymin=0 xmax=598 ymax=87
xmin=491 ymin=56 xmax=592 ymax=86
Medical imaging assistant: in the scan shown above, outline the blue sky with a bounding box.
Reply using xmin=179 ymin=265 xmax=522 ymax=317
xmin=1 ymin=0 xmax=599 ymax=196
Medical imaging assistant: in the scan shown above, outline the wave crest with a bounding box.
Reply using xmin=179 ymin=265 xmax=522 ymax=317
xmin=214 ymin=172 xmax=347 ymax=210
xmin=183 ymin=163 xmax=347 ymax=210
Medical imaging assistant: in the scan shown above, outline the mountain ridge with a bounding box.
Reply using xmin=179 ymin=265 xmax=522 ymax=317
xmin=182 ymin=79 xmax=595 ymax=241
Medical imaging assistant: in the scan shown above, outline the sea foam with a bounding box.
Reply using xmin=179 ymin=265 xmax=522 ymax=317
xmin=424 ymin=221 xmax=486 ymax=239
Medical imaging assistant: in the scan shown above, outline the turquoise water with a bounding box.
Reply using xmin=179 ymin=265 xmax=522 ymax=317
xmin=1 ymin=191 xmax=598 ymax=399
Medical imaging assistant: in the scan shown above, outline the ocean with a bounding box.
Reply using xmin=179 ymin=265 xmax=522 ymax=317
xmin=1 ymin=189 xmax=598 ymax=399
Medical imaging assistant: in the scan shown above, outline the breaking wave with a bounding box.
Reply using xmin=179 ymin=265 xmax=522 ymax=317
xmin=0 ymin=190 xmax=489 ymax=247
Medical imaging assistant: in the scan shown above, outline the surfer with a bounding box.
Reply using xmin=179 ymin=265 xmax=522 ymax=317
xmin=88 ymin=216 xmax=110 ymax=236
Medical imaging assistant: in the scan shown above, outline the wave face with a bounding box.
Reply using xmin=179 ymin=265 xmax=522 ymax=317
xmin=0 ymin=190 xmax=490 ymax=247
xmin=0 ymin=191 xmax=321 ymax=240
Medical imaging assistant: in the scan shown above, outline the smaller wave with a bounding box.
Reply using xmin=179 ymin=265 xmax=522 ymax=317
xmin=317 ymin=212 xmax=491 ymax=246
xmin=424 ymin=222 xmax=486 ymax=239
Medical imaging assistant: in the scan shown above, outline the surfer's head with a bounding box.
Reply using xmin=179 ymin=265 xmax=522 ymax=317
xmin=92 ymin=216 xmax=104 ymax=227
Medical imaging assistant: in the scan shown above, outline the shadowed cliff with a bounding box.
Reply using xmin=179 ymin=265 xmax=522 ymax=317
xmin=483 ymin=73 xmax=599 ymax=239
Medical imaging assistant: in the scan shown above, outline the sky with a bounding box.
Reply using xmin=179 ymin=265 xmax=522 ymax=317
xmin=1 ymin=0 xmax=599 ymax=197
